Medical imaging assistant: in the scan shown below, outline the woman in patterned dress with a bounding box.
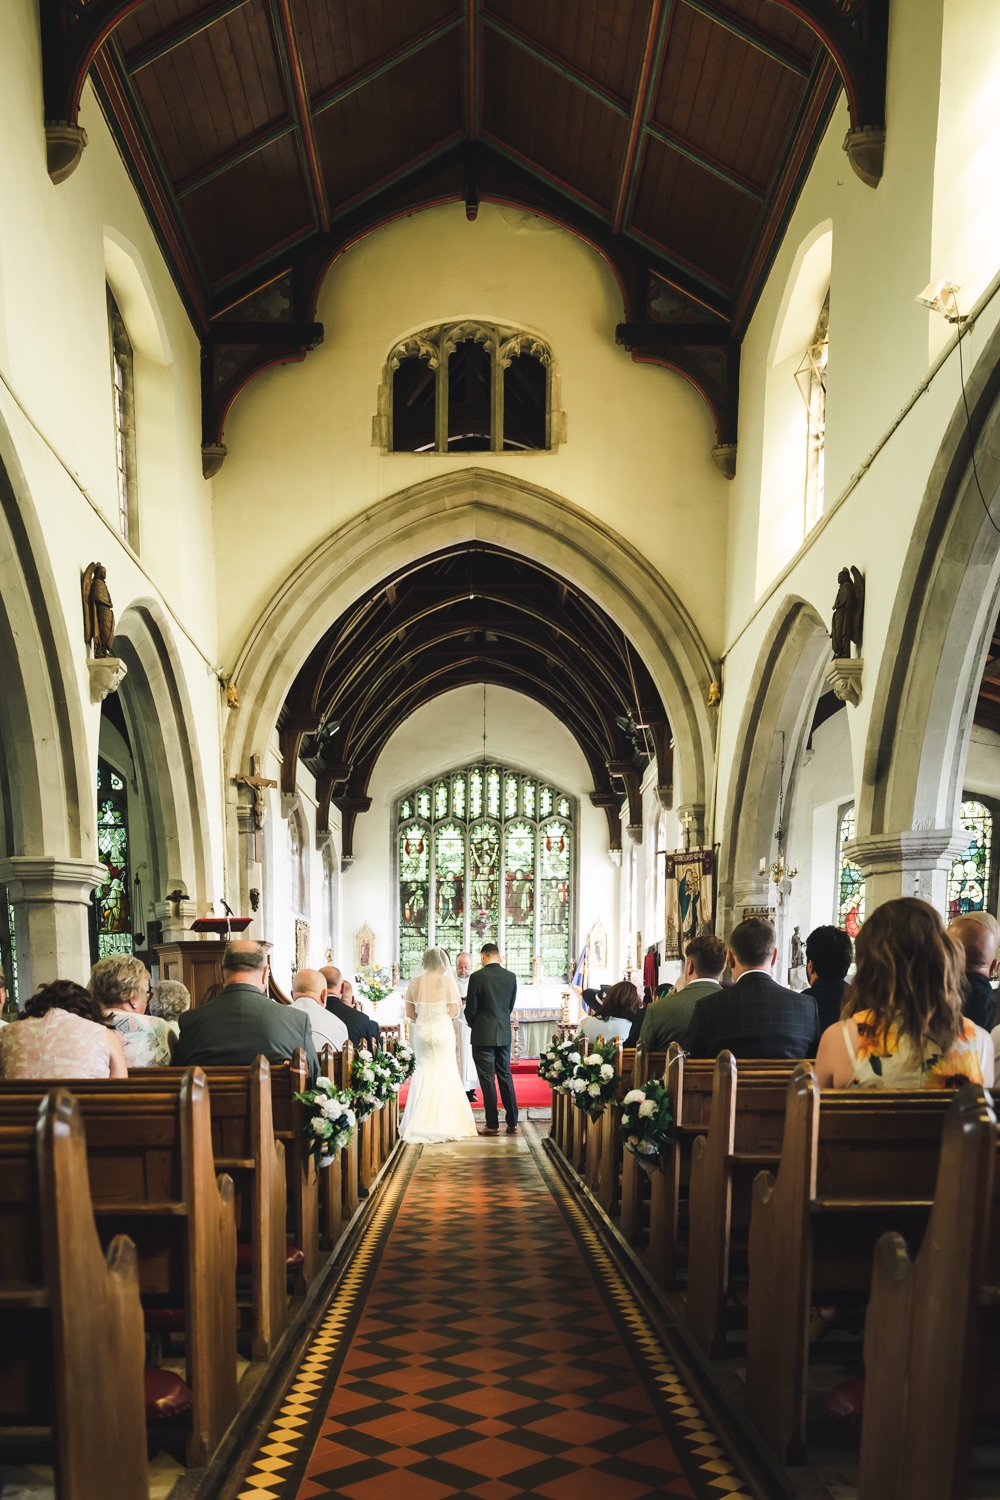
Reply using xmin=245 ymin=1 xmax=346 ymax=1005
xmin=0 ymin=979 xmax=127 ymax=1078
xmin=90 ymin=953 xmax=175 ymax=1068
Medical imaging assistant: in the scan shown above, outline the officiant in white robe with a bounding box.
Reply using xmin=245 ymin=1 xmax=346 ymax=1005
xmin=455 ymin=952 xmax=479 ymax=1100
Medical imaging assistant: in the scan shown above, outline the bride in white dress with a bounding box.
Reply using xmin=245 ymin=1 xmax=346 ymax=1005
xmin=399 ymin=948 xmax=479 ymax=1144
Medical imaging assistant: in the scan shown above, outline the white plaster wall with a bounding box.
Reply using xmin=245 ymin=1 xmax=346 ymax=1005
xmin=211 ymin=202 xmax=729 ymax=671
xmin=0 ymin=5 xmax=224 ymax=910
xmin=964 ymin=729 xmax=1000 ymax=800
xmin=343 ymin=685 xmax=618 ymax=982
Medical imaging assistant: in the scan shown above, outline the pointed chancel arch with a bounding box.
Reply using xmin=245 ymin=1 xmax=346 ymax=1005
xmin=0 ymin=410 xmax=102 ymax=993
xmin=716 ymin=596 xmax=832 ymax=943
xmin=225 ymin=469 xmax=716 ymax=888
xmin=856 ymin=314 xmax=1000 ymax=911
xmin=113 ymin=601 xmax=213 ymax=926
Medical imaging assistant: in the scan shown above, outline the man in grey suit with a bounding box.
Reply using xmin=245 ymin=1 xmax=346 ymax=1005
xmin=464 ymin=942 xmax=518 ymax=1136
xmin=174 ymin=940 xmax=319 ymax=1083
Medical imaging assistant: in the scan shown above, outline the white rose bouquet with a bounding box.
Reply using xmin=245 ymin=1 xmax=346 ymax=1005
xmin=619 ymin=1078 xmax=673 ymax=1169
xmin=349 ymin=1046 xmax=381 ymax=1122
xmin=294 ymin=1077 xmax=356 ymax=1168
xmin=538 ymin=1033 xmax=587 ymax=1093
xmin=568 ymin=1039 xmax=620 ymax=1118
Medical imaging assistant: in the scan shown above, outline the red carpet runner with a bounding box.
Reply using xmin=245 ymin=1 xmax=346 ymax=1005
xmin=235 ymin=1128 xmax=756 ymax=1499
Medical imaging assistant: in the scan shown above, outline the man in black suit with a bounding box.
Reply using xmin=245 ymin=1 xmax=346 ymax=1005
xmin=804 ymin=924 xmax=853 ymax=1034
xmin=174 ymin=940 xmax=319 ymax=1082
xmin=465 ymin=943 xmax=518 ymax=1136
xmin=321 ymin=965 xmax=381 ymax=1052
xmin=683 ymin=917 xmax=818 ymax=1060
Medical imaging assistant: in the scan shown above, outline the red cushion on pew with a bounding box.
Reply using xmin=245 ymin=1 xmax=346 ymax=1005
xmin=235 ymin=1241 xmax=305 ymax=1273
xmin=143 ymin=1307 xmax=186 ymax=1330
xmin=824 ymin=1378 xmax=865 ymax=1421
xmin=144 ymin=1367 xmax=193 ymax=1423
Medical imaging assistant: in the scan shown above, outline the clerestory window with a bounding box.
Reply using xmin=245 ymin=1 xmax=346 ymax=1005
xmin=380 ymin=322 xmax=554 ymax=454
xmin=795 ymin=291 xmax=829 ymax=535
xmin=107 ymin=285 xmax=138 ymax=549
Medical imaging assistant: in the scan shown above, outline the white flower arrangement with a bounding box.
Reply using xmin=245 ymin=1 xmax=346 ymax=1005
xmin=295 ymin=1077 xmax=356 ymax=1167
xmin=619 ymin=1078 xmax=673 ymax=1169
xmin=567 ymin=1038 xmax=621 ymax=1118
xmin=537 ymin=1033 xmax=587 ymax=1090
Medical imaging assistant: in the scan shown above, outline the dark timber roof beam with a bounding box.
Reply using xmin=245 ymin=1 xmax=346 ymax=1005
xmin=612 ymin=0 xmax=673 ymax=236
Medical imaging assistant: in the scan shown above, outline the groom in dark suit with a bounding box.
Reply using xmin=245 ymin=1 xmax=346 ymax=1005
xmin=465 ymin=942 xmax=518 ymax=1136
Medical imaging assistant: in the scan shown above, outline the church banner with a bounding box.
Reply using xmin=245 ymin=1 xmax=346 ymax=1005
xmin=664 ymin=850 xmax=715 ymax=960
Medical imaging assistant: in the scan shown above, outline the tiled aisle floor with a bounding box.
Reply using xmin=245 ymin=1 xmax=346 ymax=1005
xmin=235 ymin=1128 xmax=759 ymax=1500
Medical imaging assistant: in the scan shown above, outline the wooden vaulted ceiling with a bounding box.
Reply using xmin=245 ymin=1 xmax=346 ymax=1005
xmin=44 ymin=0 xmax=889 ymax=460
xmin=276 ymin=546 xmax=674 ymax=855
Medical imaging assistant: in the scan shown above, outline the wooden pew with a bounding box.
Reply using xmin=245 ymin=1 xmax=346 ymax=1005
xmin=0 ymin=1070 xmax=237 ymax=1466
xmin=650 ymin=1046 xmax=717 ymax=1285
xmin=317 ymin=1042 xmax=362 ymax=1247
xmin=857 ymin=1084 xmax=997 ymax=1500
xmin=746 ymin=1067 xmax=954 ymax=1464
xmin=618 ymin=1044 xmax=667 ymax=1240
xmin=0 ymin=1090 xmax=149 ymax=1500
xmin=685 ymin=1053 xmax=799 ymax=1356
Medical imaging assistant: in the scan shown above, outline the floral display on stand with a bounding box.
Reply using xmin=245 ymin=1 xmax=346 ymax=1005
xmin=349 ymin=1046 xmax=381 ymax=1121
xmin=537 ymin=1033 xmax=585 ymax=1091
xmin=354 ymin=967 xmax=395 ymax=1008
xmin=294 ymin=1077 xmax=356 ymax=1168
xmin=567 ymin=1040 xmax=620 ymax=1117
xmin=619 ymin=1078 xmax=673 ymax=1169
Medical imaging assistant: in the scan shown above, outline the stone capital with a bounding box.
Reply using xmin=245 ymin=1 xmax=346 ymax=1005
xmin=847 ymin=828 xmax=967 ymax=876
xmin=0 ymin=855 xmax=106 ymax=903
xmin=153 ymin=897 xmax=200 ymax=945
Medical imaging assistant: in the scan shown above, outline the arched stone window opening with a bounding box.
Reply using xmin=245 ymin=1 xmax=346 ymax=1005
xmin=947 ymin=797 xmax=998 ymax=919
xmin=795 ymin=291 xmax=829 ymax=535
xmin=380 ymin=322 xmax=554 ymax=454
xmin=93 ymin=758 xmax=133 ymax=960
xmin=396 ymin=766 xmax=573 ymax=981
xmin=107 ymin=284 xmax=138 ymax=548
xmin=836 ymin=802 xmax=865 ymax=937
xmin=288 ymin=803 xmax=309 ymax=973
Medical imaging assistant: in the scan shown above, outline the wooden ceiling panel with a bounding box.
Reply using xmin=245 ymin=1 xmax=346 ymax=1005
xmin=312 ymin=27 xmax=462 ymax=209
xmin=182 ymin=132 xmax=313 ymax=282
xmin=484 ymin=32 xmax=629 ymax=213
xmin=116 ymin=0 xmax=221 ymax=54
xmin=723 ymin=0 xmax=819 ymax=62
xmin=653 ymin=4 xmax=803 ymax=187
xmin=632 ymin=136 xmax=759 ymax=287
xmin=486 ymin=0 xmax=651 ymax=100
xmin=134 ymin=0 xmax=287 ymax=182
xmin=292 ymin=0 xmax=460 ymax=101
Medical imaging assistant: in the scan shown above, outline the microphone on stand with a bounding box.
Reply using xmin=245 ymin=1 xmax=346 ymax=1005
xmin=220 ymin=899 xmax=235 ymax=942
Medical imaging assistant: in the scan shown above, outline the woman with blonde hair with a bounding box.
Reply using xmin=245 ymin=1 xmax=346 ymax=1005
xmin=89 ymin=954 xmax=174 ymax=1068
xmin=815 ymin=897 xmax=989 ymax=1088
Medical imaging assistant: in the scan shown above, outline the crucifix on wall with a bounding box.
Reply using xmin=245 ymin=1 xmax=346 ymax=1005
xmin=234 ymin=754 xmax=277 ymax=862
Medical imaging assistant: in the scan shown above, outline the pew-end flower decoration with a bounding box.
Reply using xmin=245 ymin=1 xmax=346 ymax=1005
xmin=619 ymin=1079 xmax=673 ymax=1170
xmin=538 ymin=1033 xmax=586 ymax=1092
xmin=295 ymin=1077 xmax=356 ymax=1168
xmin=570 ymin=1040 xmax=620 ymax=1118
xmin=349 ymin=1046 xmax=380 ymax=1121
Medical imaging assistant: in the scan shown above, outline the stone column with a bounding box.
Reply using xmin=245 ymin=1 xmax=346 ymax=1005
xmin=0 ymin=856 xmax=106 ymax=1000
xmin=235 ymin=800 xmax=264 ymax=940
xmin=847 ymin=829 xmax=968 ymax=915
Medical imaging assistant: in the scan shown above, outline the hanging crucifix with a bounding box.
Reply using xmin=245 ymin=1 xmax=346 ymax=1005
xmin=234 ymin=754 xmax=277 ymax=862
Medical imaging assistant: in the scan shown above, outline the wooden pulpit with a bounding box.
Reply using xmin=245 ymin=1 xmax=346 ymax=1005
xmin=155 ymin=917 xmax=252 ymax=1007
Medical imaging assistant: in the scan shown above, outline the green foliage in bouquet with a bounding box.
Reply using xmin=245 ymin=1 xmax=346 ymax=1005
xmin=619 ymin=1078 xmax=673 ymax=1167
xmin=349 ymin=1046 xmax=380 ymax=1121
xmin=354 ymin=967 xmax=394 ymax=1006
xmin=294 ymin=1078 xmax=356 ymax=1168
xmin=567 ymin=1039 xmax=620 ymax=1118
xmin=537 ymin=1034 xmax=586 ymax=1092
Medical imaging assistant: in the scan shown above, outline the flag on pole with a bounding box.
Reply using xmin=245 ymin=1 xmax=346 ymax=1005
xmin=570 ymin=939 xmax=590 ymax=993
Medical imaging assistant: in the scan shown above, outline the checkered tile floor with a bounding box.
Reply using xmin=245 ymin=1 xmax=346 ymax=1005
xmin=235 ymin=1128 xmax=756 ymax=1499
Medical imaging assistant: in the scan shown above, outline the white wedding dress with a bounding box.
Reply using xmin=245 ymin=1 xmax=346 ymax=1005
xmin=399 ymin=969 xmax=479 ymax=1144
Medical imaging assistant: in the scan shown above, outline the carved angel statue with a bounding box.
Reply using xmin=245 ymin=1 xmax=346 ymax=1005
xmin=831 ymin=566 xmax=865 ymax=659
xmin=82 ymin=562 xmax=116 ymax=658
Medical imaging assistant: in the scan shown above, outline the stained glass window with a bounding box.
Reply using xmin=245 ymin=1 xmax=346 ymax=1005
xmin=948 ymin=800 xmax=994 ymax=920
xmin=399 ymin=822 xmax=430 ymax=978
xmin=397 ymin=765 xmax=574 ymax=983
xmin=434 ymin=823 xmax=465 ymax=961
xmin=504 ymin=822 xmax=535 ymax=978
xmin=539 ymin=820 xmax=571 ymax=980
xmin=95 ymin=760 xmax=133 ymax=958
xmin=0 ymin=887 xmax=18 ymax=1011
xmin=836 ymin=804 xmax=865 ymax=938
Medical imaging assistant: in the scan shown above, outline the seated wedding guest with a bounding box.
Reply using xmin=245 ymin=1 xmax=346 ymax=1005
xmin=90 ymin=954 xmax=174 ymax=1067
xmin=148 ymin=978 xmax=191 ymax=1036
xmin=322 ymin=965 xmax=380 ymax=1051
xmin=639 ymin=935 xmax=726 ymax=1049
xmin=291 ymin=967 xmax=349 ymax=1052
xmin=0 ymin=980 xmax=127 ymax=1078
xmin=580 ymin=981 xmax=641 ymax=1044
xmin=948 ymin=911 xmax=999 ymax=1030
xmin=176 ymin=940 xmax=319 ymax=1082
xmin=804 ymin=925 xmax=854 ymax=1033
xmin=683 ymin=917 xmax=818 ymax=1060
xmin=816 ymin=898 xmax=989 ymax=1087
xmin=341 ymin=980 xmax=356 ymax=1007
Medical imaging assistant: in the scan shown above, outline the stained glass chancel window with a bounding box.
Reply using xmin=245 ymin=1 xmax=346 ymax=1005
xmin=399 ymin=822 xmax=430 ymax=977
xmin=948 ymin=800 xmax=994 ymax=919
xmin=397 ymin=765 xmax=574 ymax=979
xmin=95 ymin=760 xmax=132 ymax=958
xmin=836 ymin=804 xmax=865 ymax=938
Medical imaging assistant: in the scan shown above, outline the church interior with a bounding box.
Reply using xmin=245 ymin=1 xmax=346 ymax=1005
xmin=4 ymin=0 xmax=1000 ymax=1495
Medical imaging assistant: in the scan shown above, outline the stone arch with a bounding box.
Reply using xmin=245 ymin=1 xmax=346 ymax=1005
xmin=716 ymin=597 xmax=832 ymax=943
xmin=225 ymin=468 xmax=716 ymax=888
xmin=856 ymin=314 xmax=1000 ymax=909
xmin=113 ymin=600 xmax=212 ymax=927
xmin=0 ymin=410 xmax=101 ymax=993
